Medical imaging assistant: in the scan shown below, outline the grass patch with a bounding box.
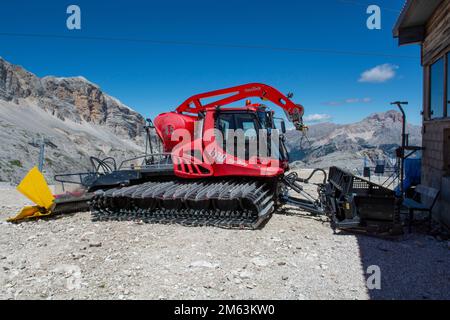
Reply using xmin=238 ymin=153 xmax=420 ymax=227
xmin=9 ymin=159 xmax=23 ymax=167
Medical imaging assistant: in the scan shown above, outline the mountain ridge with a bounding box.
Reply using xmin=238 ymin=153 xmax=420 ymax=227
xmin=286 ymin=110 xmax=422 ymax=170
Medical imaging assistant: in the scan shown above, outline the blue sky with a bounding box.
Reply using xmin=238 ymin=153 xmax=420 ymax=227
xmin=0 ymin=0 xmax=423 ymax=124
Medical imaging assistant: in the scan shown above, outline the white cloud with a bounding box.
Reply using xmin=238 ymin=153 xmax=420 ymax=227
xmin=358 ymin=64 xmax=398 ymax=83
xmin=323 ymin=97 xmax=372 ymax=106
xmin=323 ymin=100 xmax=342 ymax=106
xmin=304 ymin=113 xmax=332 ymax=123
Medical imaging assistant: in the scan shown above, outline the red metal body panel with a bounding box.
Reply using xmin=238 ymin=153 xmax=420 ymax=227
xmin=154 ymin=112 xmax=196 ymax=152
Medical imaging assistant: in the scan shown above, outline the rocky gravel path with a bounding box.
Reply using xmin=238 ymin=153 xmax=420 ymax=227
xmin=0 ymin=181 xmax=449 ymax=300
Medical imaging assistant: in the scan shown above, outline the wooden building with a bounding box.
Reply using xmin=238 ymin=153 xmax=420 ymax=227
xmin=394 ymin=0 xmax=449 ymax=227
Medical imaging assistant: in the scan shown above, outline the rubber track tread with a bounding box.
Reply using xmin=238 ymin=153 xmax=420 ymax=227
xmin=89 ymin=179 xmax=274 ymax=229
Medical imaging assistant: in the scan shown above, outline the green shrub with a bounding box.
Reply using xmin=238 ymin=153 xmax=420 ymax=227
xmin=9 ymin=160 xmax=23 ymax=167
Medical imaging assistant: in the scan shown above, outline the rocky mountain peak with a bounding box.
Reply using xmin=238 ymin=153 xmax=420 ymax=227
xmin=365 ymin=110 xmax=403 ymax=123
xmin=0 ymin=57 xmax=44 ymax=101
xmin=0 ymin=57 xmax=145 ymax=139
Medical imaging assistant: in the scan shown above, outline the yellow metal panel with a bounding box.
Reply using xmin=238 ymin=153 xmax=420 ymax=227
xmin=7 ymin=206 xmax=40 ymax=222
xmin=16 ymin=167 xmax=54 ymax=209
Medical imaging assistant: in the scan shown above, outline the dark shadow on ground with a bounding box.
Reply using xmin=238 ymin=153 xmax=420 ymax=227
xmin=335 ymin=229 xmax=450 ymax=299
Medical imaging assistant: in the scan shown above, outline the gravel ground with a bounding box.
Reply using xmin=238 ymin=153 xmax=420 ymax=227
xmin=0 ymin=172 xmax=449 ymax=300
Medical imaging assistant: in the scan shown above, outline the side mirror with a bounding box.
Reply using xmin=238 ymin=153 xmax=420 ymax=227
xmin=280 ymin=120 xmax=287 ymax=134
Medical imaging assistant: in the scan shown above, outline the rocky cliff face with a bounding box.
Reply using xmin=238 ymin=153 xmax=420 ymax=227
xmin=0 ymin=57 xmax=147 ymax=184
xmin=286 ymin=110 xmax=422 ymax=170
xmin=0 ymin=58 xmax=43 ymax=101
xmin=0 ymin=57 xmax=145 ymax=139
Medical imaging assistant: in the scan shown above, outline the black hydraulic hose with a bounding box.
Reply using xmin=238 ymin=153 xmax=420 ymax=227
xmin=282 ymin=170 xmax=327 ymax=214
xmin=90 ymin=156 xmax=115 ymax=174
xmin=295 ymin=168 xmax=327 ymax=185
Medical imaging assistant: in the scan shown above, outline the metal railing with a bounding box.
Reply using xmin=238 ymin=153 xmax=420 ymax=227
xmin=118 ymin=153 xmax=172 ymax=170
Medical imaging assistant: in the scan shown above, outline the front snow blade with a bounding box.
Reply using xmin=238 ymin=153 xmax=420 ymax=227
xmin=7 ymin=167 xmax=55 ymax=222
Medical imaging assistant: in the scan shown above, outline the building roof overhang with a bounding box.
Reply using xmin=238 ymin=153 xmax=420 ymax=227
xmin=393 ymin=0 xmax=443 ymax=45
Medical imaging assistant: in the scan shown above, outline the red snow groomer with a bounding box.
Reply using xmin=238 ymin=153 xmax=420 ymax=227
xmin=88 ymin=83 xmax=317 ymax=228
